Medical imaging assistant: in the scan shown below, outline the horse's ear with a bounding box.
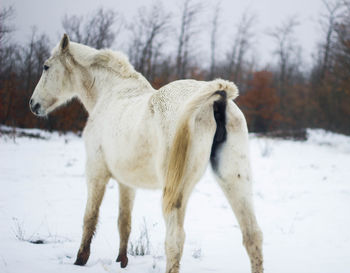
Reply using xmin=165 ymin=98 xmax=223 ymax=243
xmin=60 ymin=34 xmax=70 ymax=53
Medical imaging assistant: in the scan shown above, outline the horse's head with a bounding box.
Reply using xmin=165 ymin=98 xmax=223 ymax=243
xmin=30 ymin=34 xmax=76 ymax=116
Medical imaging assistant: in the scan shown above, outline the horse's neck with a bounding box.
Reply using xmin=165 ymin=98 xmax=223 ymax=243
xmin=76 ymin=67 xmax=154 ymax=114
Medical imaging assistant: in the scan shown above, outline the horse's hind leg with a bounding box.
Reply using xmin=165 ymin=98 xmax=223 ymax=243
xmin=116 ymin=183 xmax=135 ymax=268
xmin=74 ymin=155 xmax=110 ymax=266
xmin=215 ymin=172 xmax=263 ymax=273
xmin=162 ymin=181 xmax=196 ymax=273
xmin=212 ymin=102 xmax=263 ymax=273
xmin=163 ymin=140 xmax=213 ymax=272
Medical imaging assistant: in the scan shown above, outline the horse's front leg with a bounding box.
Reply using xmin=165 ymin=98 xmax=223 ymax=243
xmin=74 ymin=162 xmax=110 ymax=266
xmin=116 ymin=183 xmax=136 ymax=268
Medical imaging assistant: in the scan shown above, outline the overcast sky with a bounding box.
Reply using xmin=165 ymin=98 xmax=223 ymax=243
xmin=3 ymin=0 xmax=326 ymax=67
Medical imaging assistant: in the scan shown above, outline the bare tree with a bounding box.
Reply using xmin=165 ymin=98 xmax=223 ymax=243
xmin=19 ymin=27 xmax=50 ymax=95
xmin=226 ymin=10 xmax=256 ymax=87
xmin=0 ymin=6 xmax=15 ymax=44
xmin=62 ymin=14 xmax=84 ymax=43
xmin=0 ymin=6 xmax=18 ymax=76
xmin=176 ymin=0 xmax=203 ymax=79
xmin=21 ymin=27 xmax=38 ymax=92
xmin=32 ymin=34 xmax=51 ymax=81
xmin=318 ymin=0 xmax=343 ymax=79
xmin=127 ymin=1 xmax=171 ymax=81
xmin=268 ymin=16 xmax=301 ymax=94
xmin=0 ymin=45 xmax=20 ymax=76
xmin=0 ymin=6 xmax=18 ymax=125
xmin=209 ymin=2 xmax=221 ymax=80
xmin=62 ymin=8 xmax=121 ymax=49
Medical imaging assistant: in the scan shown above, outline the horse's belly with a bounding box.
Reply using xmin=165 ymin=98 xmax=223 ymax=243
xmin=113 ymin=160 xmax=162 ymax=189
xmin=104 ymin=145 xmax=163 ymax=190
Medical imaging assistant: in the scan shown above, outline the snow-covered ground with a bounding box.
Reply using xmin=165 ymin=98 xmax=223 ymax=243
xmin=0 ymin=127 xmax=349 ymax=273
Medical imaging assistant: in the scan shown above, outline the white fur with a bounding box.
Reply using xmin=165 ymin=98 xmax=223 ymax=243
xmin=30 ymin=35 xmax=263 ymax=273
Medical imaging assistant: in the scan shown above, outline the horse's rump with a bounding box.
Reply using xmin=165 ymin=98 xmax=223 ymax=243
xmin=162 ymin=79 xmax=238 ymax=214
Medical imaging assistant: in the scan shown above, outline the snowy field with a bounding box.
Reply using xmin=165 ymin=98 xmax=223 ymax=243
xmin=0 ymin=127 xmax=349 ymax=273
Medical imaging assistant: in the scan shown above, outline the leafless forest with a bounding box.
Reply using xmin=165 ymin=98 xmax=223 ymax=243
xmin=1 ymin=0 xmax=349 ymax=135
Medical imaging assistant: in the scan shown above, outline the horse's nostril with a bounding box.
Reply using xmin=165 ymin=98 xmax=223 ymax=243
xmin=33 ymin=103 xmax=40 ymax=112
xmin=29 ymin=99 xmax=33 ymax=106
xmin=30 ymin=102 xmax=41 ymax=114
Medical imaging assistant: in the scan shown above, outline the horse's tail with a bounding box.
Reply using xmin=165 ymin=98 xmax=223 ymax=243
xmin=163 ymin=79 xmax=239 ymax=214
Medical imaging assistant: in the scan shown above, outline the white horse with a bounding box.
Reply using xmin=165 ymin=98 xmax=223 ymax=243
xmin=30 ymin=34 xmax=263 ymax=273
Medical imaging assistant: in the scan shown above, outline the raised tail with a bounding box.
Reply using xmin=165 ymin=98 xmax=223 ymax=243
xmin=163 ymin=79 xmax=238 ymax=214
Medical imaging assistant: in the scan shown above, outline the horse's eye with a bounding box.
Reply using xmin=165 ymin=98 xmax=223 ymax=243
xmin=43 ymin=65 xmax=49 ymax=71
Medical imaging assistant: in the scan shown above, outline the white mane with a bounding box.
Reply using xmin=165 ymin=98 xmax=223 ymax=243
xmin=52 ymin=42 xmax=148 ymax=82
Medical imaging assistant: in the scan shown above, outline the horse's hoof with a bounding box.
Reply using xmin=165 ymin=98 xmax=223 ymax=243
xmin=74 ymin=250 xmax=89 ymax=266
xmin=74 ymin=258 xmax=86 ymax=266
xmin=116 ymin=254 xmax=128 ymax=268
